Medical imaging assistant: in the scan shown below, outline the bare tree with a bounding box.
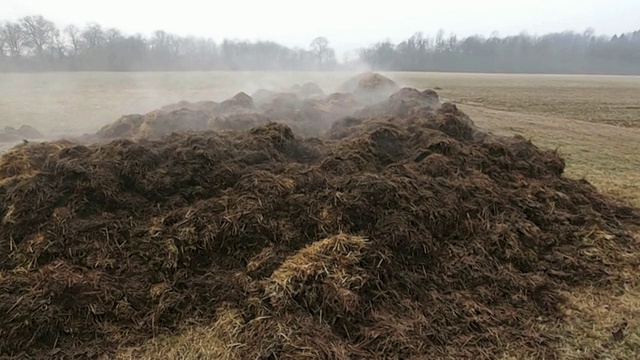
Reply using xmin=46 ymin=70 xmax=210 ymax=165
xmin=151 ymin=30 xmax=178 ymax=54
xmin=49 ymin=31 xmax=66 ymax=59
xmin=0 ymin=30 xmax=5 ymax=57
xmin=1 ymin=22 xmax=25 ymax=56
xmin=64 ymin=25 xmax=82 ymax=55
xmin=310 ymin=36 xmax=328 ymax=62
xmin=435 ymin=29 xmax=446 ymax=52
xmin=150 ymin=30 xmax=180 ymax=68
xmin=81 ymin=24 xmax=105 ymax=50
xmin=3 ymin=12 xmax=638 ymax=74
xmin=310 ymin=36 xmax=336 ymax=68
xmin=105 ymin=28 xmax=123 ymax=44
xmin=19 ymin=15 xmax=58 ymax=57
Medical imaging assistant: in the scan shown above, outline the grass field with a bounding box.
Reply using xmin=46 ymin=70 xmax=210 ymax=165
xmin=395 ymin=72 xmax=640 ymax=127
xmin=1 ymin=71 xmax=639 ymax=358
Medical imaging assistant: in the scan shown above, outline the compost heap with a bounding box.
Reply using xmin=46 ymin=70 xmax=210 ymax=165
xmin=1 ymin=76 xmax=640 ymax=360
xmin=0 ymin=125 xmax=43 ymax=143
xmin=91 ymin=73 xmax=402 ymax=142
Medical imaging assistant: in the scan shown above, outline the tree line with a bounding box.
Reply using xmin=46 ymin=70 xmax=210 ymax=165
xmin=360 ymin=30 xmax=640 ymax=75
xmin=0 ymin=15 xmax=337 ymax=71
xmin=2 ymin=15 xmax=640 ymax=74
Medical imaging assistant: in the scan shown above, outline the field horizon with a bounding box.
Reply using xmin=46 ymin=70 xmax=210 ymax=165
xmin=2 ymin=71 xmax=640 ymax=137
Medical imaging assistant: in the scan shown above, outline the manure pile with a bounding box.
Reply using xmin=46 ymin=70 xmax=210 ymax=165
xmin=0 ymin=125 xmax=43 ymax=143
xmin=91 ymin=72 xmax=403 ymax=142
xmin=1 ymin=74 xmax=640 ymax=359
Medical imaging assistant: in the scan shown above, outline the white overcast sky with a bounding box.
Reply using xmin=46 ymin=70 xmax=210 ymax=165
xmin=4 ymin=0 xmax=640 ymax=55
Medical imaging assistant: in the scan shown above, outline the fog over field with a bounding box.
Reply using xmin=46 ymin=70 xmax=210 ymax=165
xmin=3 ymin=71 xmax=640 ymax=136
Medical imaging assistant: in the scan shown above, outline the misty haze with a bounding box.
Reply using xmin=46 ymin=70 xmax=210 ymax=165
xmin=1 ymin=2 xmax=640 ymax=359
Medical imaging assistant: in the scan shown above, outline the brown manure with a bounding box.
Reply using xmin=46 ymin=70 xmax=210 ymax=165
xmin=355 ymin=87 xmax=442 ymax=119
xmin=0 ymin=125 xmax=44 ymax=143
xmin=300 ymin=82 xmax=325 ymax=98
xmin=251 ymin=88 xmax=277 ymax=104
xmin=1 ymin=91 xmax=639 ymax=359
xmin=338 ymin=72 xmax=401 ymax=103
xmin=218 ymin=92 xmax=255 ymax=113
xmin=5 ymin=125 xmax=43 ymax=139
xmin=209 ymin=112 xmax=272 ymax=131
xmin=88 ymin=73 xmax=428 ymax=143
xmin=286 ymin=82 xmax=325 ymax=99
xmin=159 ymin=100 xmax=219 ymax=115
xmin=96 ymin=109 xmax=209 ymax=140
xmin=95 ymin=114 xmax=146 ymax=139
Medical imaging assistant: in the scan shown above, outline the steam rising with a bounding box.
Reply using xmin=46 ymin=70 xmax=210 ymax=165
xmin=0 ymin=71 xmax=410 ymax=151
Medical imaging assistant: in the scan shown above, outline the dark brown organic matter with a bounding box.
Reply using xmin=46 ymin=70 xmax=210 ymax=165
xmin=338 ymin=72 xmax=401 ymax=102
xmin=0 ymin=125 xmax=44 ymax=143
xmin=1 ymin=77 xmax=639 ymax=359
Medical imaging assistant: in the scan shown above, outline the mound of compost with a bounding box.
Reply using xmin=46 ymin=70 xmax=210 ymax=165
xmin=94 ymin=87 xmax=364 ymax=142
xmin=91 ymin=73 xmax=403 ymax=143
xmin=95 ymin=109 xmax=210 ymax=141
xmin=0 ymin=125 xmax=43 ymax=143
xmin=1 ymin=90 xmax=640 ymax=359
xmin=159 ymin=100 xmax=219 ymax=115
xmin=286 ymin=82 xmax=325 ymax=99
xmin=338 ymin=72 xmax=401 ymax=102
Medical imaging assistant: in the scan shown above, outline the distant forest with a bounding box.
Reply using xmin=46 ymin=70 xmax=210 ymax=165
xmin=2 ymin=15 xmax=640 ymax=74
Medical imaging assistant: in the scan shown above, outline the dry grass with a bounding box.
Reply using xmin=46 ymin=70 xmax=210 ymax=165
xmin=498 ymin=233 xmax=640 ymax=360
xmin=2 ymin=71 xmax=639 ymax=358
xmin=540 ymin=228 xmax=640 ymax=359
xmin=392 ymin=72 xmax=640 ymax=127
xmin=457 ymin=105 xmax=640 ymax=208
xmin=115 ymin=308 xmax=242 ymax=360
